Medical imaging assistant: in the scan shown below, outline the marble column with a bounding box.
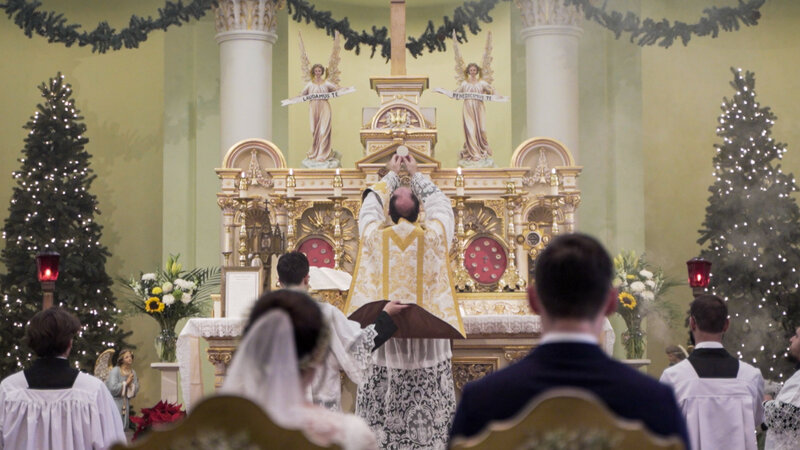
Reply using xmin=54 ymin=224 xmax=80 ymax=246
xmin=215 ymin=0 xmax=281 ymax=155
xmin=516 ymin=0 xmax=582 ymax=161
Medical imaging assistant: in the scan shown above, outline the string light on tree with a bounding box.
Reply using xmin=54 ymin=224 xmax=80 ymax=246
xmin=0 ymin=73 xmax=131 ymax=376
xmin=697 ymin=68 xmax=800 ymax=380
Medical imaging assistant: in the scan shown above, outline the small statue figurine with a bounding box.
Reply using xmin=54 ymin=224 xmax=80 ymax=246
xmin=105 ymin=349 xmax=139 ymax=429
xmin=298 ymin=31 xmax=344 ymax=169
xmin=453 ymin=31 xmax=497 ymax=168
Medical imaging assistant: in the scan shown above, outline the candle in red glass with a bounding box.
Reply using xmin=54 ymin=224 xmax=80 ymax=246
xmin=686 ymin=257 xmax=711 ymax=288
xmin=36 ymin=252 xmax=60 ymax=282
xmin=36 ymin=252 xmax=60 ymax=309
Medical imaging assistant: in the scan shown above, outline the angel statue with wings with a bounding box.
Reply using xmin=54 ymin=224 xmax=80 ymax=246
xmin=298 ymin=31 xmax=345 ymax=169
xmin=95 ymin=348 xmax=139 ymax=430
xmin=452 ymin=31 xmax=497 ymax=167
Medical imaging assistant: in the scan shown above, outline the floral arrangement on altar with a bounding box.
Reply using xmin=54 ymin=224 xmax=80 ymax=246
xmin=130 ymin=400 xmax=186 ymax=441
xmin=124 ymin=254 xmax=219 ymax=361
xmin=613 ymin=251 xmax=677 ymax=360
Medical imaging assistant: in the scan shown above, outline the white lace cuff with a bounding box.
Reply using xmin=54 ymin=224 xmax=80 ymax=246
xmin=348 ymin=324 xmax=379 ymax=382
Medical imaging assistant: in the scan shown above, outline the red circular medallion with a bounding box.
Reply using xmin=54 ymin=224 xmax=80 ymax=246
xmin=297 ymin=238 xmax=335 ymax=268
xmin=464 ymin=236 xmax=507 ymax=285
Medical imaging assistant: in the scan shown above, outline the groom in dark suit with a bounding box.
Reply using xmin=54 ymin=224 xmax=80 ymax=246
xmin=450 ymin=233 xmax=689 ymax=447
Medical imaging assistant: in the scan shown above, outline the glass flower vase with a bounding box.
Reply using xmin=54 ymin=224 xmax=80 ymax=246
xmin=622 ymin=327 xmax=645 ymax=360
xmin=154 ymin=326 xmax=178 ymax=362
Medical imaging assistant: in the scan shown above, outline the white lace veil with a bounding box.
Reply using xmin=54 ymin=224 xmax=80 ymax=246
xmin=220 ymin=309 xmax=307 ymax=429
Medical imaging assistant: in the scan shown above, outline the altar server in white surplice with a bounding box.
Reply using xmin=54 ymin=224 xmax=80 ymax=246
xmin=276 ymin=251 xmax=405 ymax=411
xmin=346 ymin=154 xmax=465 ymax=450
xmin=0 ymin=307 xmax=125 ymax=450
xmin=661 ymin=294 xmax=764 ymax=450
xmin=763 ymin=325 xmax=800 ymax=450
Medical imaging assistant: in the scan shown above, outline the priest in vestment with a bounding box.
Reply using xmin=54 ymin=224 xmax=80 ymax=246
xmin=345 ymin=154 xmax=464 ymax=449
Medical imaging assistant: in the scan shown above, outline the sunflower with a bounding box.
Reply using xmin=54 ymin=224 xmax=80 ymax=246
xmin=145 ymin=297 xmax=165 ymax=313
xmin=618 ymin=292 xmax=637 ymax=310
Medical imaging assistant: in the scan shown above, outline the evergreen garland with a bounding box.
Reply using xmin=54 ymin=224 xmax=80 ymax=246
xmin=0 ymin=73 xmax=132 ymax=376
xmin=286 ymin=0 xmax=502 ymax=60
xmin=1 ymin=0 xmax=766 ymax=56
xmin=565 ymin=0 xmax=765 ymax=48
xmin=0 ymin=0 xmax=217 ymax=53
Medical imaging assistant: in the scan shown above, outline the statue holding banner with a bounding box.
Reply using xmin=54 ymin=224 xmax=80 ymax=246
xmin=297 ymin=31 xmax=344 ymax=168
xmin=451 ymin=31 xmax=498 ymax=168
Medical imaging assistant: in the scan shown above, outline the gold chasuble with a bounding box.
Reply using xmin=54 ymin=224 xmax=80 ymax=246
xmin=345 ymin=175 xmax=465 ymax=337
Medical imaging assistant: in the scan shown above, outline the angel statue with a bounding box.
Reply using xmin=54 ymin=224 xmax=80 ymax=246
xmin=95 ymin=348 xmax=139 ymax=430
xmin=298 ymin=31 xmax=344 ymax=169
xmin=452 ymin=31 xmax=498 ymax=168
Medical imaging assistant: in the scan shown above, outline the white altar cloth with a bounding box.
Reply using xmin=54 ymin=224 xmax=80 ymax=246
xmin=176 ymin=315 xmax=544 ymax=409
xmin=177 ymin=317 xmax=245 ymax=410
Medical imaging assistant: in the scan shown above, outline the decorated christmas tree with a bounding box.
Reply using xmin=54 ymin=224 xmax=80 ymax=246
xmin=0 ymin=73 xmax=131 ymax=376
xmin=698 ymin=68 xmax=800 ymax=380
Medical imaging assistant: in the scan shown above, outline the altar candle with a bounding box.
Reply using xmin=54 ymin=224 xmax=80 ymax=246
xmin=456 ymin=167 xmax=465 ymax=196
xmin=238 ymin=171 xmax=249 ymax=198
xmin=223 ymin=230 xmax=232 ymax=254
xmin=286 ymin=168 xmax=295 ymax=197
xmin=334 ymin=168 xmax=343 ymax=197
xmin=550 ymin=169 xmax=559 ymax=196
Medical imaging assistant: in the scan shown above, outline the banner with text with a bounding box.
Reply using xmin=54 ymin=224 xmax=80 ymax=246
xmin=433 ymin=87 xmax=509 ymax=102
xmin=281 ymin=86 xmax=356 ymax=106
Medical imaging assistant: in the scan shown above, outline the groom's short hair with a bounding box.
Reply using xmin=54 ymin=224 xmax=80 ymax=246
xmin=533 ymin=233 xmax=613 ymax=320
xmin=277 ymin=251 xmax=309 ymax=286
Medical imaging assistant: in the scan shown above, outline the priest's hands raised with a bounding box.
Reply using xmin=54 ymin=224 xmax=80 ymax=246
xmin=404 ymin=155 xmax=417 ymax=176
xmin=387 ymin=154 xmax=418 ymax=176
xmin=387 ymin=154 xmax=403 ymax=174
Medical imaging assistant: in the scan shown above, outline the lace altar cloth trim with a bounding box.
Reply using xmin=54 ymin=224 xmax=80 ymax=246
xmin=177 ymin=318 xmax=245 ymax=410
xmin=462 ymin=314 xmax=541 ymax=335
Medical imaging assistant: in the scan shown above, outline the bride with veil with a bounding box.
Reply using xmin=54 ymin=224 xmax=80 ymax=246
xmin=221 ymin=289 xmax=377 ymax=450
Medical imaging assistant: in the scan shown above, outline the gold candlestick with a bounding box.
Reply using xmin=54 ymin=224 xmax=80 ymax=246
xmin=285 ymin=195 xmax=299 ymax=252
xmin=233 ymin=195 xmax=253 ymax=267
xmin=237 ymin=221 xmax=248 ymax=267
xmin=542 ymin=194 xmax=564 ymax=236
xmin=498 ymin=192 xmax=526 ymax=292
xmin=328 ymin=195 xmax=347 ymax=270
xmin=452 ymin=194 xmax=475 ymax=292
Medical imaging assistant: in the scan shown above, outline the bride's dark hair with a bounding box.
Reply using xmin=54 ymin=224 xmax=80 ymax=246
xmin=244 ymin=289 xmax=323 ymax=360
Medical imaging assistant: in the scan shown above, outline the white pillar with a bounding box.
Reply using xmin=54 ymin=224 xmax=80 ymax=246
xmin=215 ymin=0 xmax=280 ymax=155
xmin=517 ymin=0 xmax=582 ymax=161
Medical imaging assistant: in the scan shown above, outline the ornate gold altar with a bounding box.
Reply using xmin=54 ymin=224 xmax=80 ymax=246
xmin=212 ymin=74 xmax=582 ymax=399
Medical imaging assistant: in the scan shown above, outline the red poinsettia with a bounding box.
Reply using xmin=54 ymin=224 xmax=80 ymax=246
xmin=130 ymin=400 xmax=186 ymax=440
